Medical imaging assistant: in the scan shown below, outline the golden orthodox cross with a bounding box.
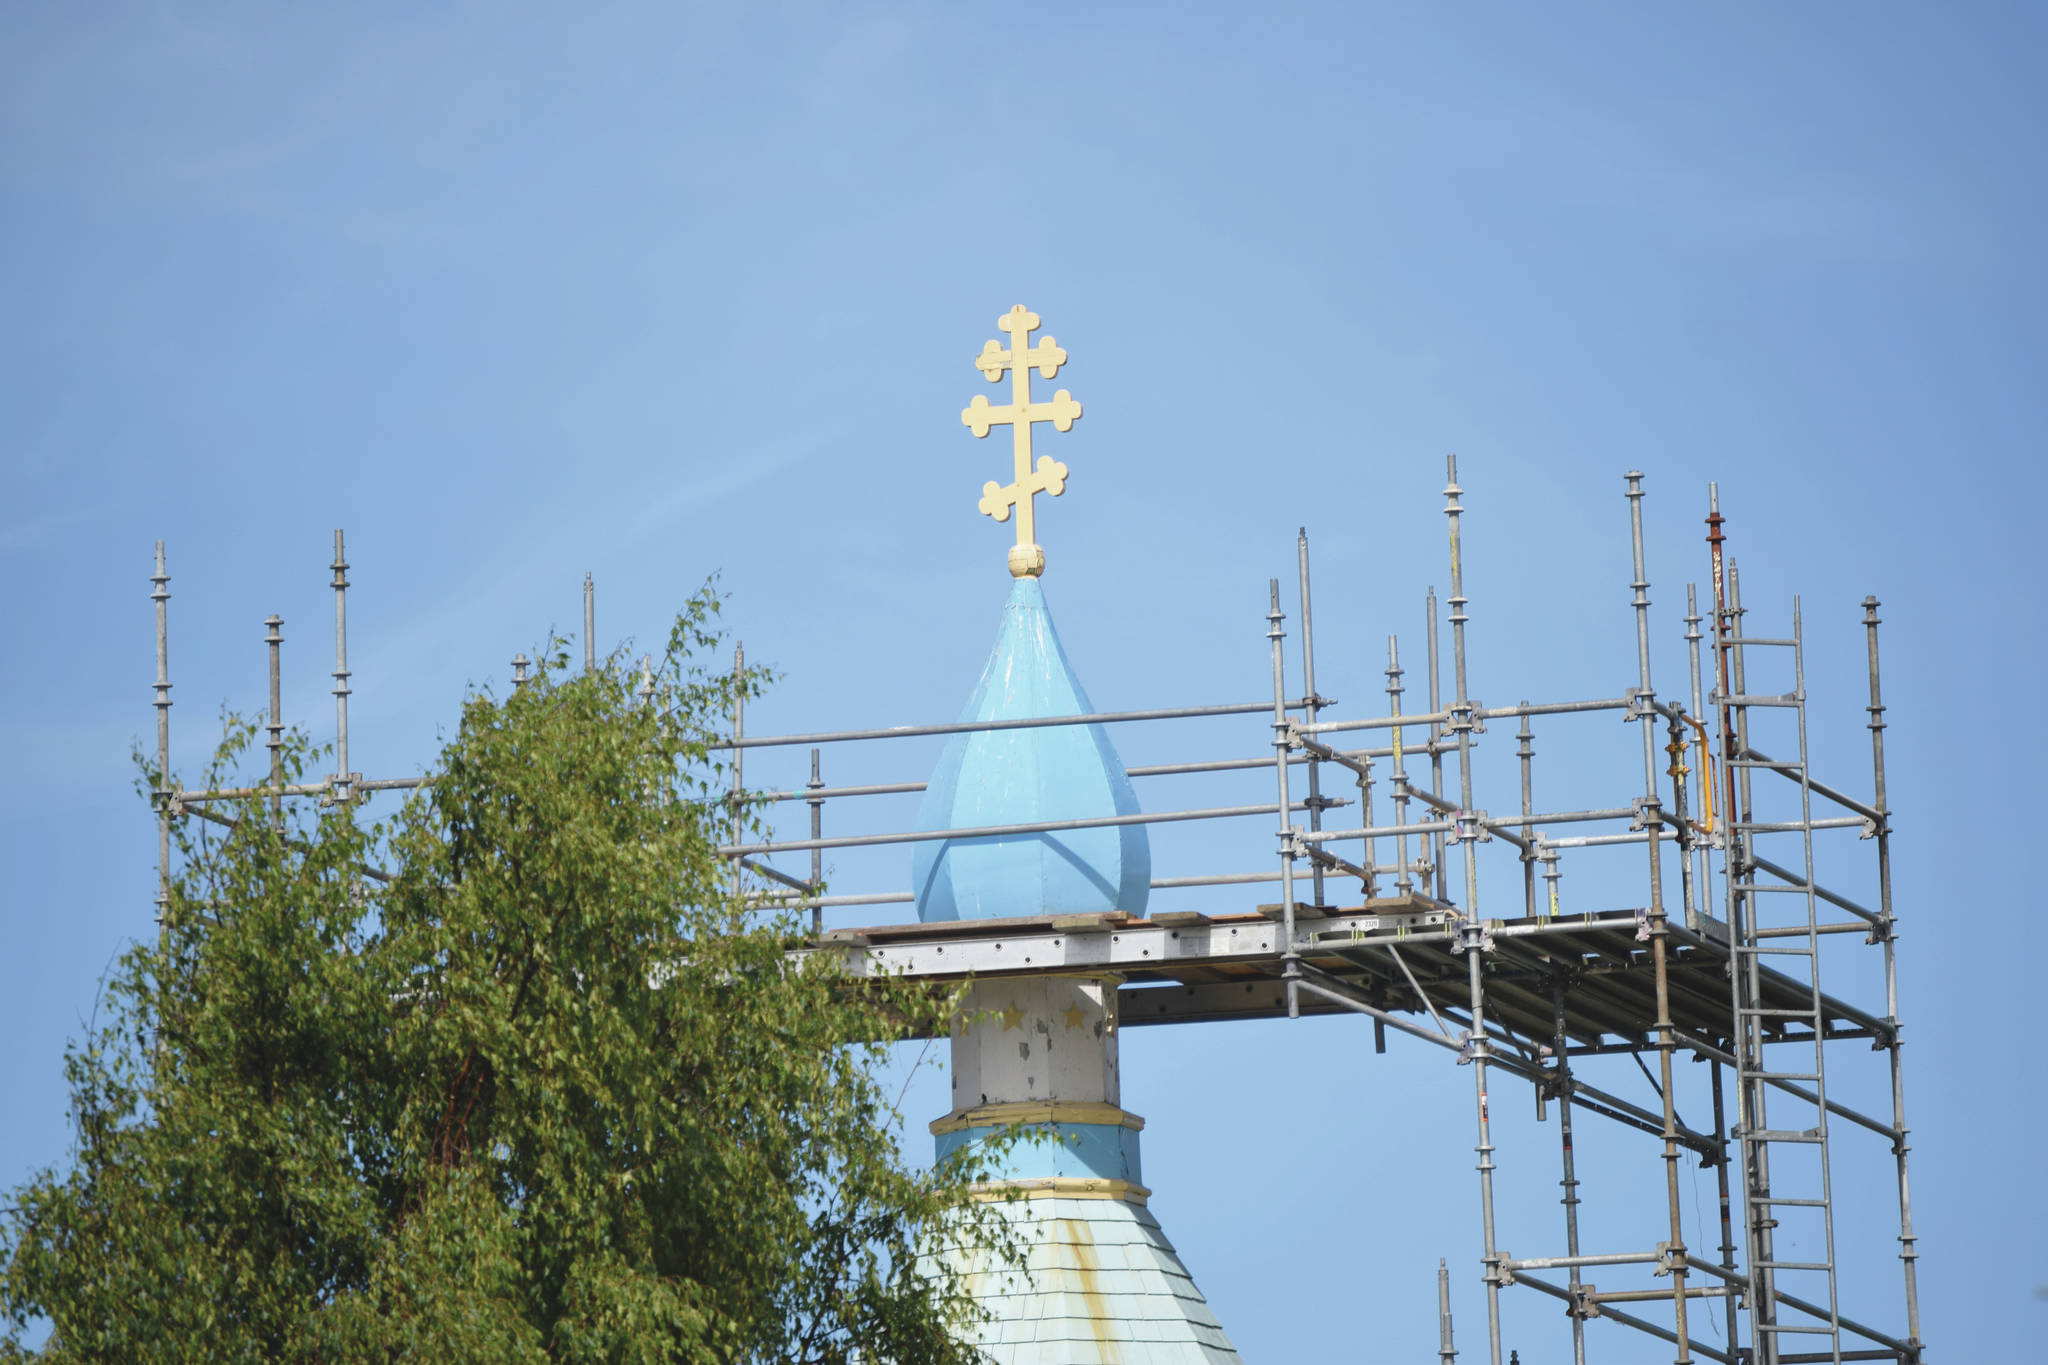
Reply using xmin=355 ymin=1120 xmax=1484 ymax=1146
xmin=961 ymin=304 xmax=1082 ymax=578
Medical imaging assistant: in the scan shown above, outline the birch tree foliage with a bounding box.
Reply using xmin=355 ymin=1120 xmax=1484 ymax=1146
xmin=1 ymin=589 xmax=1012 ymax=1364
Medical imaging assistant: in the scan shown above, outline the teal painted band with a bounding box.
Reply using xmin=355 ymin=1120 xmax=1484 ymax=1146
xmin=933 ymin=1120 xmax=1143 ymax=1185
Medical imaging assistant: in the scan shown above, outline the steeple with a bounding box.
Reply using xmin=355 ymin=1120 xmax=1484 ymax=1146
xmin=918 ymin=307 xmax=1242 ymax=1364
xmin=915 ymin=303 xmax=1148 ymax=925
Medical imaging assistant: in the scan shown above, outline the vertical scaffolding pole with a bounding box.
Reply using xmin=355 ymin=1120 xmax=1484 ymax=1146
xmin=1466 ymin=923 xmax=1503 ymax=1365
xmin=1668 ymin=709 xmax=1701 ymax=934
xmin=1728 ymin=567 xmax=1757 ymax=875
xmin=1685 ymin=583 xmax=1714 ymax=929
xmin=1297 ymin=529 xmax=1326 ymax=909
xmin=1553 ymin=978 xmax=1587 ymax=1365
xmin=330 ymin=531 xmax=353 ymax=804
xmin=1707 ymin=490 xmax=1738 ymax=863
xmin=807 ymin=748 xmax=825 ymax=936
xmin=1443 ymin=457 xmax=1479 ymax=916
xmin=1427 ymin=587 xmax=1444 ymax=899
xmin=151 ymin=542 xmax=172 ymax=938
xmin=1443 ymin=455 xmax=1500 ymax=1365
xmin=1626 ymin=472 xmax=1692 ymax=1362
xmin=1517 ymin=707 xmax=1535 ymax=919
xmin=584 ymin=572 xmax=596 ymax=674
xmin=1707 ymin=488 xmax=1771 ymax=1357
xmin=265 ymin=615 xmax=284 ymax=831
xmin=1439 ymin=1257 xmax=1460 ymax=1364
xmin=1865 ymin=596 xmax=1922 ymax=1354
xmin=1356 ymin=751 xmax=1378 ymax=901
xmin=1685 ymin=583 xmax=1707 ymax=720
xmin=1387 ymin=637 xmax=1414 ymax=896
xmin=1268 ymin=581 xmax=1300 ymax=1017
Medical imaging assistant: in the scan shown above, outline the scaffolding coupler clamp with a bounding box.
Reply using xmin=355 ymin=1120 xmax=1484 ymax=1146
xmin=1450 ymin=917 xmax=1494 ymax=959
xmin=1485 ymin=1250 xmax=1513 ymax=1288
xmin=1445 ymin=698 xmax=1486 ymax=736
xmin=1629 ymin=795 xmax=1663 ymax=832
xmin=1654 ymin=1241 xmax=1687 ymax=1277
xmin=1446 ymin=809 xmax=1492 ymax=846
xmin=1624 ymin=687 xmax=1656 ymax=722
xmin=1568 ymin=1281 xmax=1602 ymax=1320
xmin=323 ymin=772 xmax=363 ymax=807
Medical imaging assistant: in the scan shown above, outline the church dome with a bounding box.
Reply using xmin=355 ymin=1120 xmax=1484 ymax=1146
xmin=912 ymin=577 xmax=1150 ymax=922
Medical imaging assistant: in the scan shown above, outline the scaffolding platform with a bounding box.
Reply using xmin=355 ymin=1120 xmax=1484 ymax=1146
xmin=830 ymin=899 xmax=1887 ymax=1060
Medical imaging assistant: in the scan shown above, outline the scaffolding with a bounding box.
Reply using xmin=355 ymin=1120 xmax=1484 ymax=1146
xmin=146 ymin=462 xmax=1922 ymax=1365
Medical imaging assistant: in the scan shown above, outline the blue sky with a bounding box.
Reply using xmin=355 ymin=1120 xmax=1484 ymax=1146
xmin=3 ymin=4 xmax=2043 ymax=1359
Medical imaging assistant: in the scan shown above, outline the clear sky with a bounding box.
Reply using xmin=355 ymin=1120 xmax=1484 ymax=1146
xmin=3 ymin=4 xmax=2042 ymax=1359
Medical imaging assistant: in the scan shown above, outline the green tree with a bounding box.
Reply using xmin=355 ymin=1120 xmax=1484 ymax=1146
xmin=1 ymin=591 xmax=1012 ymax=1364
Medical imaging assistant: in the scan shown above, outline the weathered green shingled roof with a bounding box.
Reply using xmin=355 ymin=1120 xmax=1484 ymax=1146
xmin=951 ymin=1197 xmax=1242 ymax=1365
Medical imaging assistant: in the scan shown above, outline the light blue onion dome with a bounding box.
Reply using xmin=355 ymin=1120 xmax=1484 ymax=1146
xmin=912 ymin=577 xmax=1150 ymax=922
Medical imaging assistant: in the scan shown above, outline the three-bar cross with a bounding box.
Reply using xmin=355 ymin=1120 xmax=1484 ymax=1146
xmin=961 ymin=304 xmax=1082 ymax=578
